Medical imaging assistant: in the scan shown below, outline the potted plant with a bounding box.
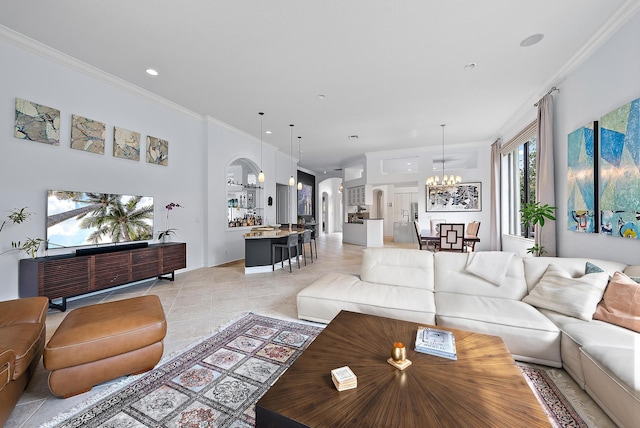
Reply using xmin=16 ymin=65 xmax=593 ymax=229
xmin=1 ymin=207 xmax=47 ymax=258
xmin=519 ymin=201 xmax=556 ymax=256
xmin=157 ymin=202 xmax=183 ymax=242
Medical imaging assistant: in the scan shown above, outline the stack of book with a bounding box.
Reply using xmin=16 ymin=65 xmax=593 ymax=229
xmin=330 ymin=366 xmax=357 ymax=391
xmin=414 ymin=326 xmax=457 ymax=360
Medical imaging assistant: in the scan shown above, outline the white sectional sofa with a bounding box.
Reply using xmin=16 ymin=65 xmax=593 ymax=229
xmin=297 ymin=248 xmax=639 ymax=428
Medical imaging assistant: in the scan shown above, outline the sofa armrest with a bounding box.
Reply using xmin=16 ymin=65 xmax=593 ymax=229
xmin=0 ymin=297 xmax=48 ymax=328
xmin=0 ymin=349 xmax=15 ymax=391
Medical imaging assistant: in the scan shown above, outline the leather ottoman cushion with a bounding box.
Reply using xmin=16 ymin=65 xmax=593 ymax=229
xmin=44 ymin=295 xmax=166 ymax=371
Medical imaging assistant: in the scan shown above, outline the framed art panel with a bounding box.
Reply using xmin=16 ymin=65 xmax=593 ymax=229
xmin=71 ymin=114 xmax=105 ymax=154
xmin=146 ymin=136 xmax=169 ymax=166
xmin=567 ymin=121 xmax=598 ymax=233
xmin=426 ymin=182 xmax=481 ymax=212
xmin=113 ymin=126 xmax=140 ymax=161
xmin=14 ymin=98 xmax=60 ymax=145
xmin=599 ymin=97 xmax=640 ymax=238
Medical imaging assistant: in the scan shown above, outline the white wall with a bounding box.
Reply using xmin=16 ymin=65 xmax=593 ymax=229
xmin=0 ymin=34 xmax=281 ymax=300
xmin=553 ymin=10 xmax=640 ymax=264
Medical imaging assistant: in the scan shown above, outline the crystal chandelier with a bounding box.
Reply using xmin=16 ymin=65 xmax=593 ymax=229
xmin=426 ymin=124 xmax=462 ymax=186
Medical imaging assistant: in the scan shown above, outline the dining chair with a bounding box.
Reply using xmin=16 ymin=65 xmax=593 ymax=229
xmin=272 ymin=233 xmax=300 ymax=272
xmin=430 ymin=218 xmax=446 ymax=235
xmin=414 ymin=221 xmax=430 ymax=251
xmin=439 ymin=223 xmax=465 ymax=252
xmin=465 ymin=221 xmax=481 ymax=252
xmin=310 ymin=227 xmax=318 ymax=259
xmin=298 ymin=229 xmax=313 ymax=266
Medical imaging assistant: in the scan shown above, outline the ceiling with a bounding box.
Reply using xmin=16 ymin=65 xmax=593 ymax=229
xmin=1 ymin=1 xmax=637 ymax=174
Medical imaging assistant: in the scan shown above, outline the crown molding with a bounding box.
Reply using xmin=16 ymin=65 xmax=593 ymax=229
xmin=0 ymin=25 xmax=202 ymax=121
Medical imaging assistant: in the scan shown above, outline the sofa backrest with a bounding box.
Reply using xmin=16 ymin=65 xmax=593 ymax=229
xmin=434 ymin=252 xmax=528 ymax=299
xmin=361 ymin=248 xmax=435 ymax=291
xmin=522 ymin=257 xmax=628 ymax=292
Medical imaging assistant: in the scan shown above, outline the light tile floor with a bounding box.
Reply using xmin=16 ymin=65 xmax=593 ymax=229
xmin=7 ymin=234 xmax=614 ymax=427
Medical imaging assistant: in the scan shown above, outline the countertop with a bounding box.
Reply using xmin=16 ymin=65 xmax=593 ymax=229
xmin=243 ymin=229 xmax=302 ymax=239
xmin=345 ymin=218 xmax=384 ymax=224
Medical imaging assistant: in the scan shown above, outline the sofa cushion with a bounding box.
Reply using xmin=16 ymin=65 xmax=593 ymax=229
xmin=580 ymin=345 xmax=640 ymax=428
xmin=361 ymin=248 xmax=434 ymax=291
xmin=523 ymin=264 xmax=609 ymax=321
xmin=523 ymin=257 xmax=627 ymax=292
xmin=297 ymin=272 xmax=436 ymax=325
xmin=435 ymin=252 xmax=528 ymax=299
xmin=435 ymin=292 xmax=561 ymax=366
xmin=593 ymin=271 xmax=640 ymax=333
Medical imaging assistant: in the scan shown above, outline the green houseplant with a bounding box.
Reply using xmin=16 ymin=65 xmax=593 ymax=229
xmin=1 ymin=207 xmax=47 ymax=258
xmin=519 ymin=202 xmax=556 ymax=256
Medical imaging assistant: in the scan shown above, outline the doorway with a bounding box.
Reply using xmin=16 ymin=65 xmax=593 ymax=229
xmin=276 ymin=183 xmax=290 ymax=224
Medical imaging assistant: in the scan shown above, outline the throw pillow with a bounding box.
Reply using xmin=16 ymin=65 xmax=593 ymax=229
xmin=523 ymin=264 xmax=609 ymax=321
xmin=465 ymin=252 xmax=514 ymax=286
xmin=593 ymin=271 xmax=640 ymax=333
xmin=585 ymin=261 xmax=604 ymax=274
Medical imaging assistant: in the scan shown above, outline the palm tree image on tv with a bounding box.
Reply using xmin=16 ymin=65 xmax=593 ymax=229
xmin=47 ymin=190 xmax=154 ymax=248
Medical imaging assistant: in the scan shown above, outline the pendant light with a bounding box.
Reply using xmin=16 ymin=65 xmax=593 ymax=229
xmin=426 ymin=124 xmax=462 ymax=187
xmin=297 ymin=136 xmax=303 ymax=190
xmin=258 ymin=112 xmax=265 ymax=183
xmin=289 ymin=124 xmax=295 ymax=186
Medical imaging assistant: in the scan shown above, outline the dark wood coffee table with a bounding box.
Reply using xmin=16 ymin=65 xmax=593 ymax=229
xmin=256 ymin=311 xmax=550 ymax=427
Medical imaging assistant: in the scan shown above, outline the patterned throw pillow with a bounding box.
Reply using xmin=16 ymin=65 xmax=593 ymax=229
xmin=593 ymin=271 xmax=640 ymax=333
xmin=523 ymin=264 xmax=609 ymax=320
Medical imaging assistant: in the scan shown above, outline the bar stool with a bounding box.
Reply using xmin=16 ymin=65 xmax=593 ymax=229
xmin=272 ymin=233 xmax=300 ymax=272
xmin=298 ymin=229 xmax=313 ymax=266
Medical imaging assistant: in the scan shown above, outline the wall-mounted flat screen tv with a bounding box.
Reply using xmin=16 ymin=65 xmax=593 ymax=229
xmin=46 ymin=190 xmax=154 ymax=249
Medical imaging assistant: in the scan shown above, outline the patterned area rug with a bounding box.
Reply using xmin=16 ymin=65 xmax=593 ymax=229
xmin=44 ymin=314 xmax=589 ymax=427
xmin=520 ymin=366 xmax=588 ymax=428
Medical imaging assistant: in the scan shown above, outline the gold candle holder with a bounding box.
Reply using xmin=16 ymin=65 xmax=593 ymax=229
xmin=391 ymin=342 xmax=406 ymax=362
xmin=388 ymin=342 xmax=412 ymax=370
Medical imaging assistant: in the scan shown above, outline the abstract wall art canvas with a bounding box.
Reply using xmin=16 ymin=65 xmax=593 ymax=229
xmin=599 ymin=97 xmax=640 ymax=238
xmin=71 ymin=114 xmax=105 ymax=154
xmin=14 ymin=98 xmax=60 ymax=145
xmin=567 ymin=122 xmax=598 ymax=233
xmin=426 ymin=182 xmax=481 ymax=212
xmin=113 ymin=126 xmax=140 ymax=161
xmin=146 ymin=136 xmax=169 ymax=166
xmin=298 ymin=183 xmax=313 ymax=215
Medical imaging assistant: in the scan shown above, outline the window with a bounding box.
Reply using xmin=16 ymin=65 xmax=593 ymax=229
xmin=501 ymin=120 xmax=537 ymax=238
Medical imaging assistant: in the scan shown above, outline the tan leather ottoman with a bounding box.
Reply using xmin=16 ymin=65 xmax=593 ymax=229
xmin=43 ymin=295 xmax=167 ymax=398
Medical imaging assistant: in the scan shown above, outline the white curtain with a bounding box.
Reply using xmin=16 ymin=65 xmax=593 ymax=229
xmin=490 ymin=140 xmax=501 ymax=250
xmin=535 ymin=94 xmax=556 ymax=256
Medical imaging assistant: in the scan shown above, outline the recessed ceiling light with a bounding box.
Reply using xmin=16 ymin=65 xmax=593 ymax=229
xmin=463 ymin=62 xmax=476 ymax=70
xmin=265 ymin=130 xmax=272 ymax=134
xmin=146 ymin=68 xmax=159 ymax=76
xmin=317 ymin=94 xmax=326 ymax=100
xmin=520 ymin=33 xmax=544 ymax=47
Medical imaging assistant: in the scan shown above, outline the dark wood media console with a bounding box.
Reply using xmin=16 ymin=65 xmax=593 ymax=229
xmin=19 ymin=242 xmax=186 ymax=311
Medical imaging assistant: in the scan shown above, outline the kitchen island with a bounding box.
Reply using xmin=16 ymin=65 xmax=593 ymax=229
xmin=243 ymin=228 xmax=303 ymax=274
xmin=342 ymin=219 xmax=383 ymax=247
